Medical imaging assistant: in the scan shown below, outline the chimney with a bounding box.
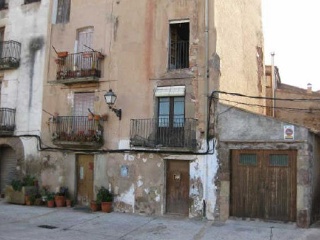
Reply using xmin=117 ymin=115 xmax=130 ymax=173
xmin=307 ymin=83 xmax=312 ymax=94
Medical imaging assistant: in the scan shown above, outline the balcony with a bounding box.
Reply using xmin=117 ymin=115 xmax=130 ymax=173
xmin=55 ymin=51 xmax=104 ymax=84
xmin=0 ymin=108 xmax=15 ymax=136
xmin=130 ymin=118 xmax=197 ymax=150
xmin=52 ymin=116 xmax=103 ymax=149
xmin=0 ymin=41 xmax=21 ymax=70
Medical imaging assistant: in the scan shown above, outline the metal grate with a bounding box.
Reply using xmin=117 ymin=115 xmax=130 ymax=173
xmin=269 ymin=154 xmax=289 ymax=166
xmin=239 ymin=154 xmax=257 ymax=166
xmin=38 ymin=225 xmax=57 ymax=229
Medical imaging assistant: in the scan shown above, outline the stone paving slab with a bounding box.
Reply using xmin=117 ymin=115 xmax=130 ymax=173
xmin=1 ymin=200 xmax=320 ymax=240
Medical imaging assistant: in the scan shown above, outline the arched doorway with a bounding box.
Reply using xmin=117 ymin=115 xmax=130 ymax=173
xmin=0 ymin=146 xmax=18 ymax=196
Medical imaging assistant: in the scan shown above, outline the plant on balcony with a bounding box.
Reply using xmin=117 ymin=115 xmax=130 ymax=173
xmin=57 ymin=51 xmax=68 ymax=58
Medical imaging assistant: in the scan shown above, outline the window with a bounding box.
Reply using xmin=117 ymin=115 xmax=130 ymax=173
xmin=56 ymin=0 xmax=70 ymax=24
xmin=0 ymin=0 xmax=8 ymax=10
xmin=24 ymin=0 xmax=41 ymax=4
xmin=73 ymin=92 xmax=95 ymax=116
xmin=168 ymin=21 xmax=189 ymax=70
xmin=77 ymin=27 xmax=94 ymax=53
xmin=157 ymin=96 xmax=185 ymax=147
xmin=158 ymin=97 xmax=185 ymax=127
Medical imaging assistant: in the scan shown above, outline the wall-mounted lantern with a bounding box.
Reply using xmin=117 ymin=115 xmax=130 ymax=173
xmin=104 ymin=89 xmax=122 ymax=120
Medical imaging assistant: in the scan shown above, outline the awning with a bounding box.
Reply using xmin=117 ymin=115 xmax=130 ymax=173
xmin=155 ymin=86 xmax=185 ymax=97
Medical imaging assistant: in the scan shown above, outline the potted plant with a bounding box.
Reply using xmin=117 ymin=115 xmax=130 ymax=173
xmin=90 ymin=200 xmax=101 ymax=212
xmin=66 ymin=198 xmax=72 ymax=207
xmin=55 ymin=186 xmax=68 ymax=207
xmin=97 ymin=186 xmax=113 ymax=213
xmin=47 ymin=192 xmax=55 ymax=208
xmin=57 ymin=51 xmax=68 ymax=58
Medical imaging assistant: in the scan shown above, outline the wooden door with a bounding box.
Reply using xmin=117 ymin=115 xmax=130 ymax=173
xmin=166 ymin=160 xmax=189 ymax=215
xmin=77 ymin=155 xmax=94 ymax=206
xmin=231 ymin=150 xmax=296 ymax=222
xmin=0 ymin=147 xmax=17 ymax=195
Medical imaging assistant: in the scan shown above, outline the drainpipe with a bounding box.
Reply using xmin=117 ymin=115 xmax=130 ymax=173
xmin=271 ymin=52 xmax=275 ymax=117
xmin=203 ymin=0 xmax=209 ymax=218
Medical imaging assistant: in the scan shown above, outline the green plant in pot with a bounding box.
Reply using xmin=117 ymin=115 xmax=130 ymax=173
xmin=97 ymin=186 xmax=113 ymax=213
xmin=47 ymin=192 xmax=55 ymax=208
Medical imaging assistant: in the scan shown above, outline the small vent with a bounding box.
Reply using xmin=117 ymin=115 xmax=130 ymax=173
xmin=269 ymin=154 xmax=289 ymax=167
xmin=38 ymin=225 xmax=58 ymax=229
xmin=239 ymin=154 xmax=257 ymax=166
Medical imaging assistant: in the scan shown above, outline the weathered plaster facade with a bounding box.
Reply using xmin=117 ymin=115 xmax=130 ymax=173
xmin=0 ymin=0 xmax=51 ymax=193
xmin=38 ymin=0 xmax=264 ymax=220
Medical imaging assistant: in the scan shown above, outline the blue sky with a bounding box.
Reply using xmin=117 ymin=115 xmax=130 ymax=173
xmin=262 ymin=0 xmax=320 ymax=91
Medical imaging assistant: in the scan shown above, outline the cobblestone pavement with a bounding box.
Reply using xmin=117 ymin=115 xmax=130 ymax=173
xmin=0 ymin=200 xmax=320 ymax=240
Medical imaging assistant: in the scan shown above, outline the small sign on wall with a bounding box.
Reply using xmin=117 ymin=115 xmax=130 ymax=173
xmin=284 ymin=125 xmax=294 ymax=140
xmin=120 ymin=165 xmax=129 ymax=177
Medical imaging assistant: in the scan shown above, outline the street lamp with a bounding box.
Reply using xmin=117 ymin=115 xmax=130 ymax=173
xmin=104 ymin=89 xmax=122 ymax=120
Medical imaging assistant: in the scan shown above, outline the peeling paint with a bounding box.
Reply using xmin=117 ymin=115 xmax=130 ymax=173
xmin=124 ymin=154 xmax=135 ymax=161
xmin=157 ymin=162 xmax=161 ymax=168
xmin=142 ymin=158 xmax=147 ymax=163
xmin=116 ymin=184 xmax=135 ymax=213
xmin=137 ymin=179 xmax=143 ymax=188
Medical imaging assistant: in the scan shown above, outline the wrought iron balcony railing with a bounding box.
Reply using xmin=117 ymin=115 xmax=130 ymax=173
xmin=55 ymin=51 xmax=104 ymax=83
xmin=0 ymin=108 xmax=15 ymax=136
xmin=0 ymin=41 xmax=21 ymax=70
xmin=52 ymin=116 xmax=103 ymax=147
xmin=130 ymin=118 xmax=197 ymax=149
xmin=168 ymin=40 xmax=189 ymax=70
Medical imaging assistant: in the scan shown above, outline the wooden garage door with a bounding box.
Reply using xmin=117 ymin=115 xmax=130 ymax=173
xmin=231 ymin=150 xmax=296 ymax=222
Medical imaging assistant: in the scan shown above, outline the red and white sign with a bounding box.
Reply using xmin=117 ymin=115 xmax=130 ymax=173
xmin=284 ymin=125 xmax=294 ymax=140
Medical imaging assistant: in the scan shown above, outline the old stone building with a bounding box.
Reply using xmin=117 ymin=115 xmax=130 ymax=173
xmin=0 ymin=0 xmax=266 ymax=221
xmin=0 ymin=0 xmax=50 ymax=196
xmin=38 ymin=0 xmax=265 ymax=219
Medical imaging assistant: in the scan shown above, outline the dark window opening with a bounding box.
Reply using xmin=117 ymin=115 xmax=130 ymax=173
xmin=56 ymin=0 xmax=70 ymax=24
xmin=168 ymin=22 xmax=189 ymax=70
xmin=0 ymin=0 xmax=8 ymax=10
xmin=25 ymin=0 xmax=41 ymax=4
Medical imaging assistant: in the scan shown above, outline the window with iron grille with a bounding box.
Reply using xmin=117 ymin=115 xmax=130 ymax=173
xmin=56 ymin=0 xmax=70 ymax=24
xmin=168 ymin=21 xmax=189 ymax=70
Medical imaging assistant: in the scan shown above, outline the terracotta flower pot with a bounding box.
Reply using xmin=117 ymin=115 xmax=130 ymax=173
xmin=101 ymin=202 xmax=112 ymax=213
xmin=54 ymin=195 xmax=66 ymax=207
xmin=66 ymin=199 xmax=72 ymax=207
xmin=57 ymin=51 xmax=68 ymax=58
xmin=90 ymin=201 xmax=101 ymax=212
xmin=47 ymin=200 xmax=55 ymax=208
